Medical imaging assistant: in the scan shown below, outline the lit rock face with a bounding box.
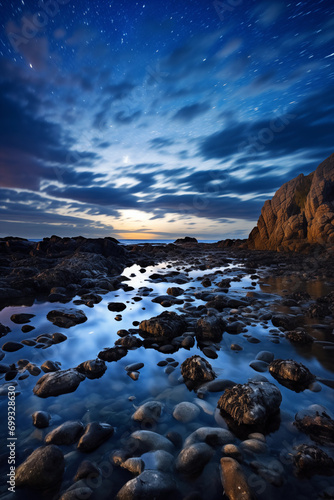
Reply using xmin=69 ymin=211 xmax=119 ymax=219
xmin=248 ymin=153 xmax=334 ymax=252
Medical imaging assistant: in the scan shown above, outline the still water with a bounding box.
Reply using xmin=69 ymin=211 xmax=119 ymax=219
xmin=0 ymin=258 xmax=333 ymax=499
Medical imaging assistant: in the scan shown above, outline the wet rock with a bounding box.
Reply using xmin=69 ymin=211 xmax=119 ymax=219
xmin=74 ymin=460 xmax=101 ymax=481
xmin=294 ymin=405 xmax=334 ymax=444
xmin=26 ymin=362 xmax=41 ymax=376
xmin=16 ymin=445 xmax=64 ymax=490
xmin=181 ymin=355 xmax=216 ymax=384
xmin=240 ymin=438 xmax=267 ymax=454
xmin=52 ymin=332 xmax=67 ymax=343
xmin=225 ymin=321 xmax=245 ymax=334
xmin=162 ymin=432 xmax=181 ymax=451
xmin=176 ymin=443 xmax=213 ymax=475
xmin=76 ymin=358 xmax=107 ymax=379
xmin=197 ymin=379 xmax=236 ymax=396
xmin=115 ymin=335 xmax=142 ymax=348
xmin=47 ymin=308 xmax=87 ymax=328
xmin=132 ymin=401 xmax=163 ymax=423
xmin=32 ymin=411 xmax=51 ymax=429
xmin=181 ymin=336 xmax=195 ymax=348
xmin=293 ymin=444 xmax=334 ymax=476
xmin=173 ymin=402 xmax=200 ymax=423
xmin=255 ymin=351 xmax=274 ymax=363
xmin=269 ymin=359 xmax=315 ymax=391
xmin=21 ymin=325 xmax=35 ymax=333
xmin=250 ymin=460 xmax=284 ymax=487
xmin=77 ymin=422 xmax=114 ymax=452
xmin=125 ymin=362 xmax=144 ymax=372
xmin=184 ymin=427 xmax=234 ymax=448
xmin=220 ymin=457 xmax=253 ymax=500
xmin=231 ymin=344 xmax=243 ymax=351
xmin=41 ymin=360 xmax=61 ymax=373
xmin=139 ymin=311 xmax=187 ymax=339
xmin=108 ymin=302 xmax=126 ymax=312
xmin=202 ymin=346 xmax=218 ymax=359
xmin=285 ymin=329 xmax=314 ymax=344
xmin=2 ymin=341 xmax=23 ymax=352
xmin=59 ymin=483 xmax=93 ymax=500
xmin=10 ymin=313 xmax=35 ymax=324
xmin=249 ymin=360 xmax=269 ymax=373
xmin=152 ymin=295 xmax=183 ymax=305
xmin=128 ymin=371 xmax=140 ymax=381
xmin=129 ymin=430 xmax=175 ymax=454
xmin=45 ymin=421 xmax=85 ymax=445
xmin=116 ymin=470 xmax=175 ymax=500
xmin=33 ymin=368 xmax=85 ymax=398
xmin=222 ymin=444 xmax=243 ymax=461
xmin=98 ymin=346 xmax=127 ymax=362
xmin=201 ymin=277 xmax=211 ymax=287
xmin=271 ymin=314 xmax=297 ymax=331
xmin=142 ymin=450 xmax=174 ymax=472
xmin=195 ymin=315 xmax=225 ymax=341
xmin=121 ymin=457 xmax=145 ymax=475
xmin=217 ymin=380 xmax=282 ymax=426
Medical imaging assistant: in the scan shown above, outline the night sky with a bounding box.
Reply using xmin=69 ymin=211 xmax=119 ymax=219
xmin=0 ymin=0 xmax=333 ymax=240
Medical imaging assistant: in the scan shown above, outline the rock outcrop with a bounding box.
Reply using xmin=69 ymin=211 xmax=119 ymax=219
xmin=248 ymin=153 xmax=334 ymax=251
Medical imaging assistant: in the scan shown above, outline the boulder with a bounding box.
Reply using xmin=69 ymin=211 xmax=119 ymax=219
xmin=217 ymin=380 xmax=282 ymax=426
xmin=76 ymin=359 xmax=107 ymax=379
xmin=33 ymin=368 xmax=85 ymax=398
xmin=176 ymin=443 xmax=213 ymax=475
xmin=269 ymin=359 xmax=315 ymax=391
xmin=139 ymin=311 xmax=187 ymax=339
xmin=195 ymin=315 xmax=225 ymax=341
xmin=181 ymin=355 xmax=216 ymax=384
xmin=45 ymin=421 xmax=84 ymax=445
xmin=293 ymin=444 xmax=334 ymax=476
xmin=294 ymin=405 xmax=334 ymax=444
xmin=77 ymin=422 xmax=114 ymax=452
xmin=220 ymin=457 xmax=254 ymax=500
xmin=46 ymin=308 xmax=87 ymax=328
xmin=116 ymin=470 xmax=175 ymax=499
xmin=16 ymin=445 xmax=64 ymax=490
xmin=132 ymin=401 xmax=163 ymax=423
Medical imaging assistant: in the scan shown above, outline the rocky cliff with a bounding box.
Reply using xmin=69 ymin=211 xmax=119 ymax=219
xmin=248 ymin=153 xmax=334 ymax=252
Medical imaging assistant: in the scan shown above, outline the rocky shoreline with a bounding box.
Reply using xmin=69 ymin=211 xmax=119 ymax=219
xmin=1 ymin=237 xmax=334 ymax=499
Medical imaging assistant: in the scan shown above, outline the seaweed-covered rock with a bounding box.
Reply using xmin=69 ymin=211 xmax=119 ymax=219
xmin=217 ymin=380 xmax=282 ymax=426
xmin=181 ymin=355 xmax=216 ymax=384
xmin=294 ymin=405 xmax=334 ymax=445
xmin=269 ymin=359 xmax=315 ymax=392
xmin=139 ymin=311 xmax=187 ymax=339
xmin=293 ymin=444 xmax=334 ymax=476
xmin=195 ymin=315 xmax=225 ymax=341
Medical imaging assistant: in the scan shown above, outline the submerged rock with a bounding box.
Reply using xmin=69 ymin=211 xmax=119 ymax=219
xmin=184 ymin=427 xmax=234 ymax=448
xmin=173 ymin=402 xmax=200 ymax=423
xmin=116 ymin=470 xmax=176 ymax=499
xmin=269 ymin=359 xmax=315 ymax=391
xmin=129 ymin=430 xmax=175 ymax=454
xmin=139 ymin=311 xmax=187 ymax=339
xmin=76 ymin=358 xmax=107 ymax=379
xmin=195 ymin=315 xmax=225 ymax=341
xmin=77 ymin=422 xmax=114 ymax=452
xmin=46 ymin=308 xmax=87 ymax=328
xmin=181 ymin=355 xmax=216 ymax=384
xmin=32 ymin=411 xmax=51 ymax=429
xmin=293 ymin=444 xmax=334 ymax=476
xmin=33 ymin=368 xmax=85 ymax=398
xmin=176 ymin=443 xmax=213 ymax=475
xmin=74 ymin=460 xmax=101 ymax=481
xmin=16 ymin=445 xmax=64 ymax=490
xmin=217 ymin=380 xmax=282 ymax=426
xmin=220 ymin=457 xmax=254 ymax=500
xmin=132 ymin=401 xmax=163 ymax=423
xmin=294 ymin=405 xmax=334 ymax=444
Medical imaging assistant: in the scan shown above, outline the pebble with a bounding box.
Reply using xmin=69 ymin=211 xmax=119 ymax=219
xmin=173 ymin=402 xmax=201 ymax=423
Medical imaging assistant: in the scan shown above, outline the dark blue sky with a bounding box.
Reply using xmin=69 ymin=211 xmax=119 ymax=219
xmin=0 ymin=0 xmax=333 ymax=239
